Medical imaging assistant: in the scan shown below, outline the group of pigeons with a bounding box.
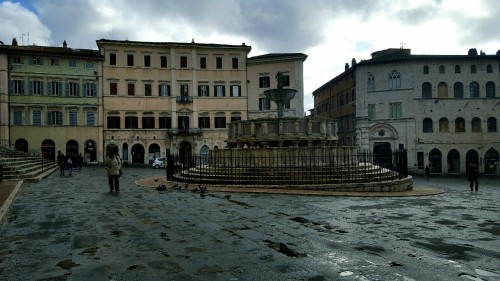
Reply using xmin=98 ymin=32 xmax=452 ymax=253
xmin=155 ymin=183 xmax=231 ymax=199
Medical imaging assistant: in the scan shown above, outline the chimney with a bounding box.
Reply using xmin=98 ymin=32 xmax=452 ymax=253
xmin=351 ymin=58 xmax=357 ymax=66
xmin=345 ymin=63 xmax=349 ymax=71
xmin=12 ymin=38 xmax=18 ymax=46
xmin=63 ymin=40 xmax=68 ymax=48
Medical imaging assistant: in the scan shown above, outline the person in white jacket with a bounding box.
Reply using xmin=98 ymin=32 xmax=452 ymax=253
xmin=105 ymin=152 xmax=122 ymax=193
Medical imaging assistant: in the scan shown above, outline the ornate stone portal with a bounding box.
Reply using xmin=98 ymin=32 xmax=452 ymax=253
xmin=173 ymin=72 xmax=413 ymax=192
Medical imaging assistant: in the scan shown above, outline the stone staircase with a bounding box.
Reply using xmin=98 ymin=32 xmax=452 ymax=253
xmin=0 ymin=148 xmax=59 ymax=183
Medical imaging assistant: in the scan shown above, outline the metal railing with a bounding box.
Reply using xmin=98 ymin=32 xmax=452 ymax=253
xmin=169 ymin=149 xmax=408 ymax=186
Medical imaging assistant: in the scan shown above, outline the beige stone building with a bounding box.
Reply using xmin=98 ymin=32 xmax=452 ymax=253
xmin=96 ymin=39 xmax=252 ymax=165
xmin=247 ymin=53 xmax=307 ymax=119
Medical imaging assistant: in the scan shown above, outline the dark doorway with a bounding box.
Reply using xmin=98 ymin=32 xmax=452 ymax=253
xmin=484 ymin=148 xmax=499 ymax=174
xmin=373 ymin=142 xmax=392 ymax=168
xmin=66 ymin=140 xmax=79 ymax=158
xmin=15 ymin=139 xmax=28 ymax=153
xmin=465 ymin=149 xmax=479 ymax=174
xmin=41 ymin=139 xmax=55 ymax=161
xmin=84 ymin=140 xmax=97 ymax=162
xmin=179 ymin=141 xmax=192 ymax=168
xmin=447 ymin=149 xmax=461 ymax=173
xmin=131 ymin=144 xmax=145 ymax=164
xmin=428 ymin=148 xmax=442 ymax=173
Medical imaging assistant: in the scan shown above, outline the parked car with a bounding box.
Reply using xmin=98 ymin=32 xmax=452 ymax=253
xmin=151 ymin=157 xmax=165 ymax=169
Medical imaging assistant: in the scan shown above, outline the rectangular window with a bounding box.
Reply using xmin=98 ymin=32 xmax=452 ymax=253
xmin=83 ymin=82 xmax=97 ymax=97
xmin=159 ymin=117 xmax=171 ymax=128
xmin=144 ymin=55 xmax=151 ymax=67
xmin=48 ymin=81 xmax=62 ymax=96
xmin=51 ymin=59 xmax=59 ymax=66
xmin=67 ymin=81 xmax=79 ymax=96
xmin=231 ymin=116 xmax=241 ymax=122
xmin=200 ymin=57 xmax=206 ymax=69
xmin=389 ymin=102 xmax=402 ymax=119
xmin=214 ymin=85 xmax=225 ymax=97
xmin=32 ymin=58 xmax=42 ymax=65
xmin=198 ymin=117 xmax=210 ymax=128
xmin=68 ymin=60 xmax=76 ymax=67
xmin=48 ymin=111 xmax=63 ymax=125
xmin=198 ymin=85 xmax=209 ymax=97
xmin=13 ymin=57 xmax=22 ymax=64
xmin=10 ymin=80 xmax=25 ymax=95
xmin=259 ymin=76 xmax=270 ymax=88
xmin=86 ymin=112 xmax=95 ymax=126
xmin=180 ymin=56 xmax=187 ymax=68
xmin=110 ymin=82 xmax=117 ymax=95
xmin=158 ymin=84 xmax=170 ymax=96
xmin=85 ymin=61 xmax=94 ymax=69
xmin=178 ymin=116 xmax=189 ymax=129
xmin=216 ymin=57 xmax=223 ymax=69
xmin=32 ymin=110 xmax=41 ymax=125
xmin=107 ymin=116 xmax=120 ymax=129
xmin=180 ymin=84 xmax=189 ymax=97
xmin=232 ymin=58 xmax=238 ymax=69
xmin=13 ymin=111 xmax=22 ymax=125
xmin=127 ymin=54 xmax=134 ymax=66
xmin=160 ymin=56 xmax=167 ymax=68
xmin=110 ymin=53 xmax=116 ymax=65
xmin=368 ymin=104 xmax=375 ymax=119
xmin=30 ymin=81 xmax=44 ymax=95
xmin=125 ymin=116 xmax=138 ymax=128
xmin=127 ymin=83 xmax=135 ymax=96
xmin=69 ymin=111 xmax=78 ymax=126
xmin=231 ymin=85 xmax=241 ymax=97
xmin=142 ymin=116 xmax=155 ymax=129
xmin=214 ymin=116 xmax=226 ymax=128
xmin=144 ymin=84 xmax=152 ymax=96
xmin=259 ymin=97 xmax=271 ymax=110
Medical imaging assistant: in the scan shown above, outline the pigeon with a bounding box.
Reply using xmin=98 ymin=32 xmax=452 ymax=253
xmin=224 ymin=195 xmax=231 ymax=199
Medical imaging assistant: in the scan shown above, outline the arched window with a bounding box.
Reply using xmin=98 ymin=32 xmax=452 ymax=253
xmin=439 ymin=118 xmax=449 ymax=133
xmin=367 ymin=72 xmax=375 ymax=91
xmin=438 ymin=82 xmax=448 ymax=98
xmin=488 ymin=117 xmax=497 ymax=132
xmin=423 ymin=66 xmax=429 ymax=74
xmin=486 ymin=81 xmax=495 ymax=97
xmin=471 ymin=117 xmax=481 ymax=132
xmin=453 ymin=82 xmax=464 ymax=98
xmin=487 ymin=64 xmax=493 ymax=73
xmin=439 ymin=65 xmax=445 ymax=74
xmin=455 ymin=117 xmax=465 ymax=132
xmin=423 ymin=118 xmax=433 ymax=133
xmin=471 ymin=65 xmax=477 ymax=73
xmin=455 ymin=65 xmax=461 ymax=73
xmin=388 ymin=70 xmax=401 ymax=89
xmin=422 ymin=82 xmax=432 ymax=98
xmin=470 ymin=82 xmax=479 ymax=98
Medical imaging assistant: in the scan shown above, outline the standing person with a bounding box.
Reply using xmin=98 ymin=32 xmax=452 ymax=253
xmin=67 ymin=152 xmax=73 ymax=176
xmin=78 ymin=153 xmax=84 ymax=170
xmin=57 ymin=151 xmax=66 ymax=176
xmin=468 ymin=161 xmax=479 ymax=191
xmin=425 ymin=165 xmax=430 ymax=180
xmin=105 ymin=151 xmax=122 ymax=193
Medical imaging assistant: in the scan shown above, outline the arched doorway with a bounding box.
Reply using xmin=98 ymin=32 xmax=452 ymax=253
xmin=66 ymin=140 xmax=79 ymax=158
xmin=200 ymin=145 xmax=210 ymax=165
xmin=466 ymin=149 xmax=479 ymax=174
xmin=428 ymin=148 xmax=442 ymax=173
xmin=447 ymin=149 xmax=460 ymax=173
xmin=15 ymin=139 xmax=28 ymax=153
xmin=41 ymin=139 xmax=55 ymax=161
xmin=179 ymin=141 xmax=192 ymax=168
xmin=148 ymin=143 xmax=161 ymax=164
xmin=84 ymin=140 xmax=97 ymax=162
xmin=373 ymin=142 xmax=392 ymax=168
xmin=131 ymin=144 xmax=145 ymax=164
xmin=484 ymin=149 xmax=499 ymax=174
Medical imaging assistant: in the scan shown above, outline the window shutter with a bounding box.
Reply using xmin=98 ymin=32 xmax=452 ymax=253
xmin=58 ymin=82 xmax=62 ymax=96
xmin=48 ymin=81 xmax=52 ymax=95
xmin=65 ymin=82 xmax=70 ymax=96
xmin=83 ymin=83 xmax=87 ymax=96
xmin=29 ymin=81 xmax=33 ymax=95
xmin=41 ymin=81 xmax=44 ymax=95
xmin=21 ymin=81 xmax=25 ymax=95
xmin=8 ymin=80 xmax=13 ymax=95
xmin=93 ymin=83 xmax=97 ymax=96
xmin=77 ymin=83 xmax=80 ymax=96
xmin=238 ymin=85 xmax=241 ymax=96
xmin=58 ymin=111 xmax=63 ymax=125
xmin=223 ymin=86 xmax=226 ymax=97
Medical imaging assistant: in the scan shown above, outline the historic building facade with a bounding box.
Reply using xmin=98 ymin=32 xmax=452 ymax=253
xmin=247 ymin=53 xmax=307 ymax=119
xmin=0 ymin=39 xmax=103 ymax=162
xmin=355 ymin=48 xmax=500 ymax=174
xmin=312 ymin=60 xmax=356 ymax=146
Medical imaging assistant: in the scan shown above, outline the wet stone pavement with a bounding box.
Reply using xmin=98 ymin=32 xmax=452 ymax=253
xmin=0 ymin=167 xmax=499 ymax=281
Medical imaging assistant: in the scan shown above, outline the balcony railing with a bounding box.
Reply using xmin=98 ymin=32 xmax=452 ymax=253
xmin=176 ymin=96 xmax=193 ymax=103
xmin=166 ymin=128 xmax=202 ymax=135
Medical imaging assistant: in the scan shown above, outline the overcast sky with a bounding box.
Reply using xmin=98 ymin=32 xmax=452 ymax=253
xmin=1 ymin=0 xmax=500 ymax=112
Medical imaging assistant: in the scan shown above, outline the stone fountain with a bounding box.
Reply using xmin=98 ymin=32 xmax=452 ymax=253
xmin=173 ymin=72 xmax=413 ymax=192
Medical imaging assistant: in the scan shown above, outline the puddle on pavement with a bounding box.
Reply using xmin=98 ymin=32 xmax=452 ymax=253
xmin=290 ymin=216 xmax=348 ymax=234
xmin=263 ymin=239 xmax=307 ymax=257
xmin=411 ymin=238 xmax=476 ymax=261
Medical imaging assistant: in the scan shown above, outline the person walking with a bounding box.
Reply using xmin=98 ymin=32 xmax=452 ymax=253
xmin=57 ymin=151 xmax=66 ymax=176
xmin=468 ymin=161 xmax=479 ymax=191
xmin=78 ymin=153 xmax=84 ymax=170
xmin=425 ymin=165 xmax=430 ymax=180
xmin=105 ymin=151 xmax=122 ymax=193
xmin=67 ymin=152 xmax=74 ymax=176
